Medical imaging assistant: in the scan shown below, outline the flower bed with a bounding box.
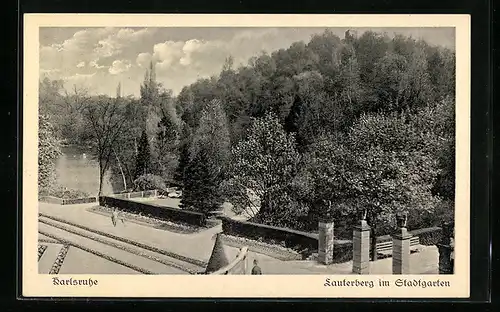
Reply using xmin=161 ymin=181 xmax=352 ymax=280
xmin=39 ymin=213 xmax=208 ymax=268
xmin=38 ymin=244 xmax=48 ymax=261
xmin=100 ymin=195 xmax=206 ymax=227
xmin=39 ymin=230 xmax=153 ymax=274
xmin=49 ymin=244 xmax=70 ymax=274
xmin=88 ymin=206 xmax=202 ymax=234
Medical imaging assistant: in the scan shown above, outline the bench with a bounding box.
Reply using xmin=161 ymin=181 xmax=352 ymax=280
xmin=375 ymin=236 xmax=420 ymax=255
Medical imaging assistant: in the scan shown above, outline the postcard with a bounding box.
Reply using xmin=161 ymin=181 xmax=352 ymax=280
xmin=23 ymin=13 xmax=470 ymax=298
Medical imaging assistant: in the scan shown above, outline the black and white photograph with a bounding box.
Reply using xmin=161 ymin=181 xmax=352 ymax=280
xmin=23 ymin=14 xmax=471 ymax=298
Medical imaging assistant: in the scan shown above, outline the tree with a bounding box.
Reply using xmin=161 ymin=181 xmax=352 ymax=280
xmin=284 ymin=94 xmax=306 ymax=135
xmin=109 ymin=97 xmax=143 ymax=191
xmin=134 ymin=129 xmax=152 ymax=180
xmin=82 ymin=96 xmax=128 ymax=196
xmin=156 ymin=108 xmax=180 ymax=181
xmin=345 ymin=110 xmax=442 ymax=259
xmin=174 ymin=122 xmax=192 ymax=184
xmin=181 ymin=148 xmax=225 ymax=214
xmin=180 ymin=99 xmax=231 ymax=214
xmin=38 ymin=115 xmax=62 ymax=194
xmin=222 ymin=113 xmax=302 ymax=225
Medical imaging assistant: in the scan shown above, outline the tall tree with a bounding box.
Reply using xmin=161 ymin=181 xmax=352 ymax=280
xmin=156 ymin=108 xmax=180 ymax=181
xmin=284 ymin=94 xmax=306 ymax=135
xmin=180 ymin=99 xmax=230 ymax=214
xmin=174 ymin=122 xmax=192 ymax=185
xmin=116 ymin=82 xmax=122 ymax=98
xmin=82 ymin=96 xmax=128 ymax=196
xmin=134 ymin=129 xmax=152 ymax=180
xmin=222 ymin=113 xmax=302 ymax=224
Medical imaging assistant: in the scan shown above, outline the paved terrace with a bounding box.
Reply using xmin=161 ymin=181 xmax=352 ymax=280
xmin=38 ymin=202 xmax=439 ymax=274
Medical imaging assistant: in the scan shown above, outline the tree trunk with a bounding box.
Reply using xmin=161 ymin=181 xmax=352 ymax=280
xmin=370 ymin=227 xmax=378 ymax=261
xmin=367 ymin=210 xmax=378 ymax=261
xmin=113 ymin=149 xmax=127 ymax=191
xmin=98 ymin=169 xmax=104 ymax=197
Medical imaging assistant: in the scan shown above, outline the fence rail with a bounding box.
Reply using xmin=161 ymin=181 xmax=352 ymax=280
xmin=210 ymin=247 xmax=249 ymax=275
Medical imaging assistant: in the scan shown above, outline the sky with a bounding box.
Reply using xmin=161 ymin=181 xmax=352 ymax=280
xmin=39 ymin=27 xmax=455 ymax=97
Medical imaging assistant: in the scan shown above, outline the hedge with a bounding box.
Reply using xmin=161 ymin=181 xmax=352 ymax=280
xmin=220 ymin=216 xmax=318 ymax=254
xmin=220 ymin=218 xmax=444 ymax=263
xmin=99 ymin=196 xmax=206 ymax=227
xmin=409 ymin=227 xmax=442 ymax=245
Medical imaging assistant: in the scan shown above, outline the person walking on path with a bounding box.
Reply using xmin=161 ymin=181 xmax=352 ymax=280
xmin=118 ymin=210 xmax=126 ymax=226
xmin=111 ymin=209 xmax=118 ymax=227
xmin=251 ymin=259 xmax=262 ymax=275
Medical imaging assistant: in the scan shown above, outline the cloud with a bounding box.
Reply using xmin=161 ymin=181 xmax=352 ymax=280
xmin=136 ymin=52 xmax=152 ymax=68
xmin=152 ymin=41 xmax=184 ymax=69
xmin=40 ymin=27 xmax=455 ymax=97
xmin=89 ymin=60 xmax=106 ymax=69
xmin=109 ymin=59 xmax=132 ymax=75
xmin=94 ymin=28 xmax=157 ymax=59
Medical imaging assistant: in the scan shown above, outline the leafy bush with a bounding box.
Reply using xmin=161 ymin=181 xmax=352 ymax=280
xmin=133 ymin=174 xmax=166 ymax=192
xmin=48 ymin=186 xmax=90 ymax=199
xmin=38 ymin=115 xmax=62 ymax=194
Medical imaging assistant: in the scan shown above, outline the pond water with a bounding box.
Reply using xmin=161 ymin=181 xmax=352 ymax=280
xmin=55 ymin=145 xmax=114 ymax=196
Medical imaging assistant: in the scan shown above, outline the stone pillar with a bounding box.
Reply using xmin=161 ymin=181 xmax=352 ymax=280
xmin=392 ymin=213 xmax=412 ymax=274
xmin=437 ymin=221 xmax=454 ymax=274
xmin=318 ymin=219 xmax=334 ymax=265
xmin=353 ymin=219 xmax=371 ymax=274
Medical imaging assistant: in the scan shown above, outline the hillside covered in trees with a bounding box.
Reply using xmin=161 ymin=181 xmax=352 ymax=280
xmin=39 ymin=29 xmax=455 ymax=238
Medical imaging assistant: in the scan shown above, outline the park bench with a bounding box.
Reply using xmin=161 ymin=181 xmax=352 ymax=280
xmin=375 ymin=236 xmax=420 ymax=255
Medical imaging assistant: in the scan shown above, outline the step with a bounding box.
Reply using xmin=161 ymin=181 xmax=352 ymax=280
xmin=39 ymin=216 xmax=205 ymax=273
xmin=39 ymin=223 xmax=189 ymax=274
xmin=38 ymin=243 xmax=64 ymax=274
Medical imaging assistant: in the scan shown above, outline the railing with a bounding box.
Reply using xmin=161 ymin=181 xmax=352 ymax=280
xmin=376 ymin=236 xmax=420 ymax=253
xmin=209 ymin=247 xmax=249 ymax=275
xmin=39 ymin=190 xmax=158 ymax=205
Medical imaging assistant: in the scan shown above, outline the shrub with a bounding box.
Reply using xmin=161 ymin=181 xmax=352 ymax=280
xmin=48 ymin=186 xmax=90 ymax=200
xmin=133 ymin=174 xmax=166 ymax=192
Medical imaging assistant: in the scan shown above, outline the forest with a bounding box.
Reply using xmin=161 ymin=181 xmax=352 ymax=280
xmin=38 ymin=29 xmax=456 ymax=238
